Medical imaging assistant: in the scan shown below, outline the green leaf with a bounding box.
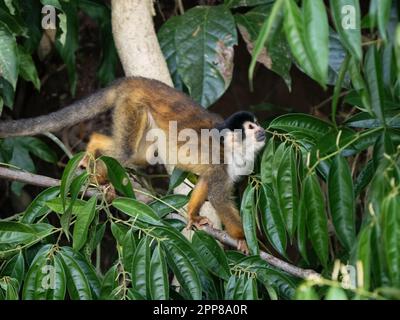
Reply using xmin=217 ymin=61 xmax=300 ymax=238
xmin=248 ymin=0 xmax=285 ymax=86
xmin=0 ymin=6 xmax=27 ymax=36
xmin=176 ymin=5 xmax=237 ymax=107
xmin=377 ymin=0 xmax=392 ymax=42
xmin=303 ymin=0 xmax=329 ymax=84
xmin=88 ymin=222 xmax=106 ymax=254
xmin=149 ymin=244 xmax=169 ymax=300
xmin=131 ymin=236 xmax=151 ymax=299
xmin=60 ymin=153 xmax=87 ymax=240
xmin=241 ymin=186 xmax=259 ymax=255
xmin=240 ymin=276 xmax=258 ymax=300
xmin=276 ymin=147 xmax=298 ymax=238
xmin=304 ymin=174 xmax=329 ymax=267
xmin=345 ymin=111 xmax=400 ymax=129
xmin=325 ymin=287 xmax=348 ymax=300
xmin=373 ymin=130 xmax=395 ymax=169
xmin=328 ymin=155 xmax=356 ymax=251
xmin=59 ymin=247 xmax=101 ymax=300
xmin=149 ymin=195 xmax=188 ymax=218
xmin=192 ymin=230 xmax=231 ymax=280
xmin=327 ymin=30 xmax=350 ymax=87
xmin=271 ymin=142 xmax=287 ymax=183
xmin=297 ymin=186 xmax=309 ymax=263
xmin=46 ymin=198 xmax=86 ymax=215
xmin=4 ymin=0 xmax=16 ymax=15
xmin=21 ymin=186 xmax=60 ymax=223
xmin=269 ymin=114 xmax=333 ymax=140
xmin=354 ymin=160 xmax=375 ymax=196
xmin=225 ymin=275 xmax=238 ymax=299
xmin=1 ymin=251 xmax=25 ymax=288
xmin=122 ymin=228 xmax=137 ymax=270
xmin=59 ymin=250 xmax=91 ymax=300
xmin=110 ymin=222 xmax=129 ymax=247
xmin=60 ymin=152 xmax=85 ymax=210
xmin=295 ymin=284 xmax=319 ymax=300
xmin=168 ymin=168 xmax=188 ymax=192
xmin=162 ymin=241 xmax=202 ymax=300
xmin=0 ymin=77 xmax=14 ymax=108
xmin=17 ymin=137 xmax=57 ymax=163
xmin=100 ymin=156 xmax=135 ymax=198
xmin=100 ymin=264 xmax=118 ymax=299
xmin=112 ymin=198 xmax=162 ymax=226
xmin=225 ymin=0 xmax=275 ymax=8
xmin=73 ymin=197 xmax=97 ymax=251
xmin=382 ymin=195 xmax=400 ymax=287
xmin=348 ymin=57 xmax=372 ymax=114
xmin=0 ymin=21 xmax=17 ymax=90
xmin=22 ymin=245 xmax=67 ymax=300
xmin=1 ymin=277 xmax=19 ymax=300
xmin=0 ymin=222 xmax=54 ymax=257
xmin=260 ymin=139 xmax=275 ymax=185
xmin=331 ymin=54 xmax=350 ymax=123
xmin=330 ymin=0 xmax=362 ymax=62
xmin=395 ymin=25 xmax=400 ymax=86
xmin=364 ymin=46 xmax=385 ymax=124
xmin=151 ymin=225 xmax=216 ymax=299
xmin=158 ymin=15 xmax=183 ymax=90
xmin=259 ymin=184 xmax=287 ymax=257
xmin=235 ymin=256 xmax=297 ymax=299
xmin=283 ymin=0 xmax=323 ymax=86
xmin=17 ymin=45 xmax=40 ymax=90
xmin=236 ymin=3 xmax=291 ymax=89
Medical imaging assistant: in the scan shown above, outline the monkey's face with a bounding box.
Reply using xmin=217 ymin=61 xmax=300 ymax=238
xmin=242 ymin=120 xmax=266 ymax=153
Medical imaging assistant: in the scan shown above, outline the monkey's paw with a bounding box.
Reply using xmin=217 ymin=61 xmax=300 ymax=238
xmin=186 ymin=216 xmax=213 ymax=231
xmin=237 ymin=239 xmax=249 ymax=255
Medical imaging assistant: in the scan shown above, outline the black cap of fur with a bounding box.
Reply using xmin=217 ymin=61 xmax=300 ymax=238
xmin=216 ymin=111 xmax=256 ymax=134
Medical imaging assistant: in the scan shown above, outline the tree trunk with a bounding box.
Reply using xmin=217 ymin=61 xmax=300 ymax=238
xmin=111 ymin=0 xmax=173 ymax=86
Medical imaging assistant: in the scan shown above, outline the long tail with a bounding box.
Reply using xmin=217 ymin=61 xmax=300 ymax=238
xmin=0 ymin=79 xmax=123 ymax=138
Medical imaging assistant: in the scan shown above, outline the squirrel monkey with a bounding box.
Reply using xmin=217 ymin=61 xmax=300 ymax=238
xmin=0 ymin=77 xmax=266 ymax=251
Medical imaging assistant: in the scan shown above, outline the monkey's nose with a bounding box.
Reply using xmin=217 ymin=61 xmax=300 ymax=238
xmin=256 ymin=130 xmax=266 ymax=142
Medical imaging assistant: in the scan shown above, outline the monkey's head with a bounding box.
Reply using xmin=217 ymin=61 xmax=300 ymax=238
xmin=217 ymin=111 xmax=266 ymax=153
xmin=216 ymin=111 xmax=266 ymax=179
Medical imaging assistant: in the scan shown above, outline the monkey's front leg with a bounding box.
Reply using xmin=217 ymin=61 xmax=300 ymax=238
xmin=185 ymin=178 xmax=213 ymax=230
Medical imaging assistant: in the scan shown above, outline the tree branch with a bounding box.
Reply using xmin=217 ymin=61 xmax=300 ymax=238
xmin=0 ymin=167 xmax=321 ymax=280
xmin=167 ymin=213 xmax=321 ymax=280
xmin=0 ymin=167 xmax=101 ymax=198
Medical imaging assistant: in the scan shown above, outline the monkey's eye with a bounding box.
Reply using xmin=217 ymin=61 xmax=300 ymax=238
xmin=248 ymin=124 xmax=255 ymax=130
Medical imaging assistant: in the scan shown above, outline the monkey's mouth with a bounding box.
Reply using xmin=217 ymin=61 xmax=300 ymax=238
xmin=256 ymin=130 xmax=266 ymax=142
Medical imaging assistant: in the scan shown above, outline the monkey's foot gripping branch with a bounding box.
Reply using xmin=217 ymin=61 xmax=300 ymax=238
xmin=0 ymin=166 xmax=321 ymax=281
xmin=185 ymin=216 xmax=213 ymax=231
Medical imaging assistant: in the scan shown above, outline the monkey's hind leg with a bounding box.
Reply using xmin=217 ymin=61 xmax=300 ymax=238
xmin=112 ymin=102 xmax=150 ymax=167
xmin=186 ymin=177 xmax=213 ymax=230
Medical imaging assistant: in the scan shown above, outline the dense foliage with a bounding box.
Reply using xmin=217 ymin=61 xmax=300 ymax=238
xmin=1 ymin=0 xmax=400 ymax=300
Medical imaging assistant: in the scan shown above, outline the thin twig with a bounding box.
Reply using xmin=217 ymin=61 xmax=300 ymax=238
xmin=176 ymin=0 xmax=184 ymax=14
xmin=43 ymin=132 xmax=73 ymax=159
xmin=312 ymin=91 xmax=350 ymax=111
xmin=0 ymin=167 xmax=321 ymax=280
